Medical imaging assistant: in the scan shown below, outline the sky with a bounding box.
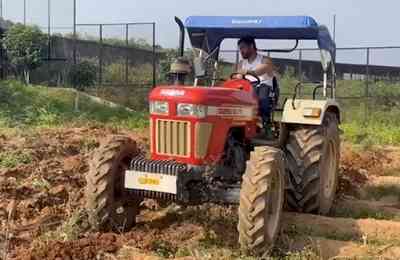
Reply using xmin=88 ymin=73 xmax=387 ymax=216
xmin=2 ymin=0 xmax=400 ymax=66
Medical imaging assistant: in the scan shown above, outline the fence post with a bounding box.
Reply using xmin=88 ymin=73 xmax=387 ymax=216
xmin=99 ymin=24 xmax=103 ymax=85
xmin=73 ymin=0 xmax=77 ymax=66
xmin=298 ymin=49 xmax=303 ymax=82
xmin=365 ymin=48 xmax=370 ymax=97
xmin=365 ymin=47 xmax=370 ymax=122
xmin=152 ymin=22 xmax=156 ymax=88
xmin=0 ymin=38 xmax=4 ymax=79
xmin=46 ymin=0 xmax=51 ymax=87
xmin=125 ymin=24 xmax=129 ymax=85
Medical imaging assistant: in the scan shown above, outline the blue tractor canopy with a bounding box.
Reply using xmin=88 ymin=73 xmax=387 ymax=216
xmin=183 ymin=16 xmax=336 ymax=61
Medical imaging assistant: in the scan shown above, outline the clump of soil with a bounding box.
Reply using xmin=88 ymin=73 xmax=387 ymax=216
xmin=0 ymin=127 xmax=148 ymax=259
xmin=341 ymin=144 xmax=399 ymax=177
xmin=337 ymin=144 xmax=400 ymax=196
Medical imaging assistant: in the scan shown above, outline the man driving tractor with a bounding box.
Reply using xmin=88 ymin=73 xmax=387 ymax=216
xmin=235 ymin=36 xmax=279 ymax=137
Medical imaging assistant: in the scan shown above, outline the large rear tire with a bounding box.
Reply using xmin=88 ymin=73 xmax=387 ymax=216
xmin=285 ymin=112 xmax=340 ymax=214
xmin=85 ymin=135 xmax=140 ymax=232
xmin=238 ymin=146 xmax=285 ymax=254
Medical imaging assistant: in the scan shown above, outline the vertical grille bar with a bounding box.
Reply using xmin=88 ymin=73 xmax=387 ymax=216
xmin=156 ymin=120 xmax=191 ymax=157
xmin=179 ymin=122 xmax=185 ymax=155
xmin=185 ymin=122 xmax=190 ymax=156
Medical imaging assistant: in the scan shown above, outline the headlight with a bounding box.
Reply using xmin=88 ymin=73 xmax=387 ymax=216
xmin=303 ymin=107 xmax=322 ymax=118
xmin=177 ymin=103 xmax=207 ymax=118
xmin=150 ymin=101 xmax=169 ymax=115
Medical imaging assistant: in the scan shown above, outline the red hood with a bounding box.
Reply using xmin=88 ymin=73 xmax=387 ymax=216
xmin=149 ymin=85 xmax=258 ymax=107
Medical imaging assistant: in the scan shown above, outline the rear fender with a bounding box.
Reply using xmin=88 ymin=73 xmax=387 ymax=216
xmin=281 ymin=99 xmax=340 ymax=126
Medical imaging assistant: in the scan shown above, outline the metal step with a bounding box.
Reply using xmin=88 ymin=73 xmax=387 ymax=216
xmin=251 ymin=137 xmax=280 ymax=147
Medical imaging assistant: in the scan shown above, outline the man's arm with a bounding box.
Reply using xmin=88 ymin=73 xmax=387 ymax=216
xmin=248 ymin=56 xmax=274 ymax=77
xmin=234 ymin=57 xmax=274 ymax=78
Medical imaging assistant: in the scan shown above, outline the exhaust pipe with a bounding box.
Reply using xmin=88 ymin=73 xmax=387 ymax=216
xmin=174 ymin=17 xmax=185 ymax=57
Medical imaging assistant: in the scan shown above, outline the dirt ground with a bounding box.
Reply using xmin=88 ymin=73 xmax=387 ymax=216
xmin=1 ymin=127 xmax=400 ymax=259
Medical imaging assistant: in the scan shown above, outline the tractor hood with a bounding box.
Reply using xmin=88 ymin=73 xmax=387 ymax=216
xmin=149 ymin=86 xmax=257 ymax=107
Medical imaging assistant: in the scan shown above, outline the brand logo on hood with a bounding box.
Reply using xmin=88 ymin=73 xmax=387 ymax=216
xmin=160 ymin=89 xmax=185 ymax=97
xmin=232 ymin=19 xmax=262 ymax=25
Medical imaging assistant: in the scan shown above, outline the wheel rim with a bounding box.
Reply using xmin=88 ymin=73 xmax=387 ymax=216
xmin=322 ymin=140 xmax=337 ymax=199
xmin=114 ymin=157 xmax=130 ymax=198
xmin=266 ymin=168 xmax=283 ymax=240
xmin=112 ymin=155 xmax=136 ymax=223
xmin=110 ymin=200 xmax=136 ymax=230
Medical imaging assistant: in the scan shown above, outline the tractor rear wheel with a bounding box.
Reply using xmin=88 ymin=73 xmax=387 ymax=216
xmin=285 ymin=112 xmax=340 ymax=214
xmin=238 ymin=146 xmax=285 ymax=254
xmin=85 ymin=135 xmax=140 ymax=232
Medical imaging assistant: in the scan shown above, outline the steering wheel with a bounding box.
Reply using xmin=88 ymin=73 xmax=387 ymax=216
xmin=230 ymin=72 xmax=261 ymax=85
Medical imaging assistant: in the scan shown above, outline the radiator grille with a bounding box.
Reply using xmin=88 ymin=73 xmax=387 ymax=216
xmin=156 ymin=120 xmax=191 ymax=157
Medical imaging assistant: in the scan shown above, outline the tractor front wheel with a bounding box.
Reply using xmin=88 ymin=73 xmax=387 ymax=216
xmin=238 ymin=146 xmax=285 ymax=254
xmin=85 ymin=135 xmax=140 ymax=232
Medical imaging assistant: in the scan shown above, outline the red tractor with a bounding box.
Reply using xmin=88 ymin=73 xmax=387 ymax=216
xmin=85 ymin=16 xmax=340 ymax=253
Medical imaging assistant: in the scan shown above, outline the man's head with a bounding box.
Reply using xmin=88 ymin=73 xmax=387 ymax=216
xmin=238 ymin=36 xmax=257 ymax=59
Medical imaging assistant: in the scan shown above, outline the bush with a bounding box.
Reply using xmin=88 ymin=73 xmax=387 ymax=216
xmin=103 ymin=61 xmax=153 ymax=85
xmin=68 ymin=60 xmax=97 ymax=91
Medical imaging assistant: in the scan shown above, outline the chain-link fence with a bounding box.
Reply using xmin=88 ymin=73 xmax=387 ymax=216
xmin=220 ymin=47 xmax=400 ymax=124
xmin=73 ymin=23 xmax=156 ymax=86
xmin=0 ymin=0 xmax=159 ymax=110
xmin=69 ymin=23 xmax=158 ymax=110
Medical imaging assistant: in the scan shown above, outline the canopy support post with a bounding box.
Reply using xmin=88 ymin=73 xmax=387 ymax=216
xmin=174 ymin=17 xmax=185 ymax=57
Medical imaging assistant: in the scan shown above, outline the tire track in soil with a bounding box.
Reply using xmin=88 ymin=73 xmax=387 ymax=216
xmin=368 ymin=176 xmax=400 ymax=186
xmin=287 ymin=236 xmax=400 ymax=259
xmin=283 ymin=212 xmax=400 ymax=243
xmin=333 ymin=197 xmax=400 ymax=219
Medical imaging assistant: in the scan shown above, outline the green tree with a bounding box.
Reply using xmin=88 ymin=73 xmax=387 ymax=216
xmin=2 ymin=24 xmax=46 ymax=84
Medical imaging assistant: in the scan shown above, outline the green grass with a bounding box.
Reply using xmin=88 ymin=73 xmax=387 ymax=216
xmin=0 ymin=150 xmax=32 ymax=168
xmin=381 ymin=168 xmax=400 ymax=177
xmin=341 ymin=122 xmax=400 ymax=146
xmin=149 ymin=240 xmax=176 ymax=258
xmin=333 ymin=206 xmax=399 ymax=221
xmin=0 ymin=80 xmax=148 ymax=130
xmin=39 ymin=209 xmax=90 ymax=242
xmin=31 ymin=176 xmax=51 ymax=191
xmin=362 ymin=184 xmax=400 ymax=202
xmin=280 ymin=250 xmax=321 ymax=260
xmin=284 ymin=223 xmax=357 ymax=242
